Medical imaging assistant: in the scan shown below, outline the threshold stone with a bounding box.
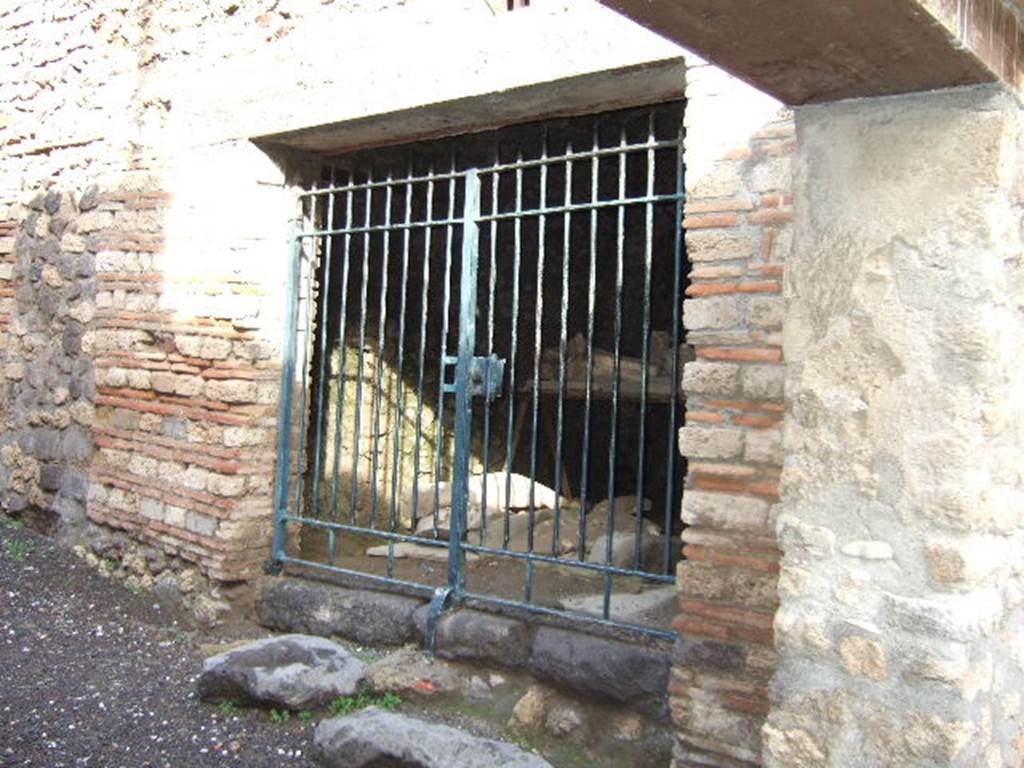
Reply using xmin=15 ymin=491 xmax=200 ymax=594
xmin=312 ymin=707 xmax=553 ymax=768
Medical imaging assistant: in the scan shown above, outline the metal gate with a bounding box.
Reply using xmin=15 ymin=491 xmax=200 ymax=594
xmin=271 ymin=103 xmax=685 ymax=640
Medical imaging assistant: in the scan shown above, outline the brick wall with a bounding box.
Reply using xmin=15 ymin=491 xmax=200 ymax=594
xmin=670 ymin=55 xmax=793 ymax=768
xmin=83 ymin=187 xmax=279 ymax=582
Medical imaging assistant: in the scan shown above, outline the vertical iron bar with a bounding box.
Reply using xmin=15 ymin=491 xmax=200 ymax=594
xmin=387 ymin=166 xmax=414 ymax=577
xmin=603 ymin=126 xmax=628 ymax=619
xmin=327 ymin=174 xmax=354 ymax=564
xmin=449 ymin=169 xmax=481 ymax=594
xmin=292 ymin=192 xmax=317 ymax=519
xmin=526 ymin=131 xmax=548 ymax=603
xmin=411 ymin=173 xmax=435 ymax=531
xmin=552 ymin=140 xmax=571 ymax=555
xmin=369 ymin=175 xmax=395 ymax=529
xmin=349 ymin=172 xmax=374 ymax=524
xmin=479 ymin=159 xmax=500 ymax=546
xmin=270 ymin=219 xmax=303 ymax=566
xmin=433 ymin=162 xmax=457 ymax=538
xmin=310 ymin=179 xmax=336 ymax=522
xmin=663 ymin=116 xmax=686 ymax=576
xmin=634 ymin=113 xmax=655 ymax=570
xmin=502 ymin=152 xmax=524 ymax=549
xmin=578 ymin=121 xmax=599 ymax=562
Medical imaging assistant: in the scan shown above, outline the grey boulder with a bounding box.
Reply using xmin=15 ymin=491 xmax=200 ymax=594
xmin=197 ymin=634 xmax=365 ymax=709
xmin=312 ymin=707 xmax=553 ymax=768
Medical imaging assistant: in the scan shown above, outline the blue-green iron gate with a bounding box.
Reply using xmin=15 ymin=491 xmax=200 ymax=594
xmin=271 ymin=103 xmax=686 ymax=640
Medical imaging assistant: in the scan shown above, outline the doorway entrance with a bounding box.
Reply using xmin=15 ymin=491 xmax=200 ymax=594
xmin=271 ymin=101 xmax=688 ymax=638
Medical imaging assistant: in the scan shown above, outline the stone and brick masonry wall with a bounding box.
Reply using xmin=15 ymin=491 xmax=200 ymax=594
xmin=0 ymin=1 xmax=687 ymax=590
xmin=670 ymin=56 xmax=793 ymax=768
xmin=84 ymin=186 xmax=279 ymax=582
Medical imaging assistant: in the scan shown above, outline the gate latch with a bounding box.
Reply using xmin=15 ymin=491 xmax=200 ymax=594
xmin=442 ymin=355 xmax=506 ymax=402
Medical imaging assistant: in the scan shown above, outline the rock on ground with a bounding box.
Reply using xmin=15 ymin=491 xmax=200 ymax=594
xmin=312 ymin=707 xmax=553 ymax=768
xmin=364 ymin=647 xmax=460 ymax=698
xmin=197 ymin=634 xmax=365 ymax=710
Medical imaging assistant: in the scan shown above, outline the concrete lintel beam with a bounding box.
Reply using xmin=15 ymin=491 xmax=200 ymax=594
xmin=600 ymin=0 xmax=1024 ymax=104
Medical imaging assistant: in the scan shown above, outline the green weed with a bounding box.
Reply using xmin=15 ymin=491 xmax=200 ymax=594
xmin=329 ymin=691 xmax=401 ymax=717
xmin=3 ymin=538 xmax=31 ymax=561
xmin=269 ymin=708 xmax=291 ymax=724
xmin=218 ymin=700 xmax=238 ymax=716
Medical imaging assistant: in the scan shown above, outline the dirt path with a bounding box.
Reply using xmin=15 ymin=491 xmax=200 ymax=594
xmin=0 ymin=518 xmax=316 ymax=768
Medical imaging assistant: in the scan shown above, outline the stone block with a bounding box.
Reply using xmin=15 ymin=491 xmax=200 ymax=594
xmin=412 ymin=607 xmax=532 ymax=668
xmin=686 ymin=229 xmax=755 ymax=263
xmin=679 ymin=426 xmax=743 ymax=459
xmin=886 ymin=590 xmax=1002 ymax=642
xmin=744 ymin=428 xmax=782 ymax=465
xmin=903 ymin=713 xmax=976 ymax=762
xmin=151 ymin=372 xmax=177 ymax=394
xmin=777 ymin=515 xmax=835 ymax=558
xmin=256 ymin=578 xmax=424 ymax=647
xmin=59 ymin=470 xmax=88 ymax=501
xmin=926 ymin=537 xmax=1008 ymax=585
xmin=683 ymin=491 xmax=771 ymax=533
xmin=838 ymin=635 xmax=888 ymax=680
xmin=683 ymin=361 xmax=740 ymax=396
xmin=762 ymin=723 xmax=828 ymax=767
xmin=747 ymin=156 xmax=791 ymax=193
xmin=205 ymin=379 xmax=257 ymax=403
xmin=139 ymin=496 xmax=164 ymax=521
xmin=679 ymin=560 xmax=779 ymax=607
xmin=38 ymin=463 xmax=64 ymax=492
xmin=528 ymin=627 xmax=669 ymax=715
xmin=749 ymin=296 xmax=784 ymax=328
xmin=741 ymin=365 xmax=784 ymax=400
xmin=674 ymin=635 xmax=746 ymax=673
xmin=687 ymin=161 xmax=741 ymax=198
xmin=207 ymin=473 xmax=245 ymax=497
xmin=199 ymin=336 xmax=233 ymax=360
xmin=164 ymin=505 xmax=186 ymax=528
xmin=684 ymin=297 xmax=743 ymax=330
xmin=184 ymin=511 xmax=217 ymax=536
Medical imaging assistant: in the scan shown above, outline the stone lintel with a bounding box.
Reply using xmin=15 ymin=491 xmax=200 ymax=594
xmin=600 ymin=0 xmax=1024 ymax=104
xmin=254 ymin=58 xmax=686 ymax=155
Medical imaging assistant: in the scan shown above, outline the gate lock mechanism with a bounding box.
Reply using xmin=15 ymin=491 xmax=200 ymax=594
xmin=442 ymin=355 xmax=506 ymax=402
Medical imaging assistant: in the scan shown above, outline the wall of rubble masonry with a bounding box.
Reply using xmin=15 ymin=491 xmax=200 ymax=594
xmin=765 ymin=84 xmax=1024 ymax=768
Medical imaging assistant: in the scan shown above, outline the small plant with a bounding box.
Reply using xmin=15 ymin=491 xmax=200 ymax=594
xmin=217 ymin=700 xmax=238 ymax=716
xmin=329 ymin=691 xmax=401 ymax=717
xmin=298 ymin=711 xmax=314 ymax=722
xmin=3 ymin=539 xmax=31 ymax=561
xmin=103 ymin=558 xmax=117 ymax=573
xmin=351 ymin=648 xmax=378 ymax=664
xmin=125 ymin=582 xmax=141 ymax=595
xmin=0 ymin=514 xmax=22 ymax=529
xmin=268 ymin=708 xmax=291 ymax=724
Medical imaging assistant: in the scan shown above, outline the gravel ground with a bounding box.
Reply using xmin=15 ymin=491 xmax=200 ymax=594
xmin=0 ymin=518 xmax=317 ymax=768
